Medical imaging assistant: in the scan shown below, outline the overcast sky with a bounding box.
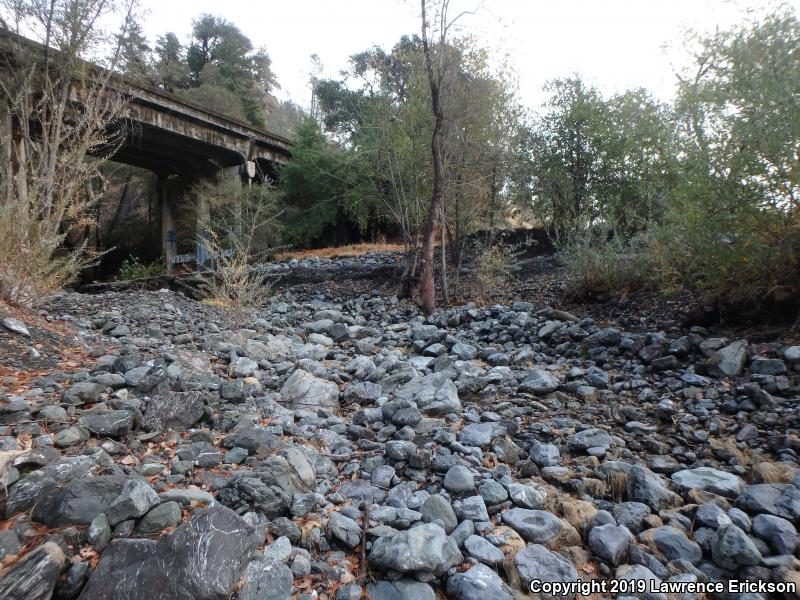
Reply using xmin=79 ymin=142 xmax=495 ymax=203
xmin=137 ymin=0 xmax=797 ymax=112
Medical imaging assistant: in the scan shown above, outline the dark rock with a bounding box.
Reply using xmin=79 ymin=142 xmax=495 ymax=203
xmin=0 ymin=541 xmax=66 ymax=600
xmin=77 ymin=410 xmax=136 ymax=439
xmin=135 ymin=501 xmax=183 ymax=535
xmin=514 ymin=544 xmax=579 ymax=598
xmin=31 ymin=474 xmax=131 ymax=527
xmin=368 ymin=523 xmax=461 ymax=576
xmin=142 ymin=391 xmax=205 ymax=431
xmin=328 ymin=512 xmax=361 ymax=549
xmin=237 ymin=559 xmax=293 ymax=600
xmin=711 ymin=524 xmax=762 ymax=570
xmin=106 ymin=479 xmax=160 ymax=526
xmin=626 ymin=466 xmax=682 ymax=511
xmin=737 ymin=484 xmax=800 ymax=522
xmin=6 ymin=455 xmax=95 ymax=516
xmin=62 ymin=381 xmax=104 ymax=405
xmin=650 ymin=526 xmax=702 ymax=564
xmin=752 ymin=514 xmax=798 ymax=555
xmin=502 ymin=508 xmax=561 ymax=544
xmin=671 ymin=467 xmax=743 ymax=498
xmin=463 ymin=534 xmax=504 ymax=565
xmin=446 ymin=563 xmax=514 ymax=600
xmin=421 ymin=494 xmax=458 ymax=533
xmin=79 ymin=506 xmax=261 ymax=600
xmin=366 ymin=580 xmax=436 ymax=600
xmin=588 ymin=524 xmax=631 ymax=566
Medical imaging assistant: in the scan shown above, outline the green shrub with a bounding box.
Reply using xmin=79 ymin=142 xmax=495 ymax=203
xmin=117 ymin=257 xmax=164 ymax=281
xmin=560 ymin=228 xmax=657 ymax=298
xmin=651 ymin=200 xmax=800 ymax=309
xmin=461 ymin=240 xmax=518 ymax=303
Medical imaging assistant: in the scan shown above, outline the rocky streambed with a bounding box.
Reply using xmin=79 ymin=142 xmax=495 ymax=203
xmin=1 ymin=266 xmax=800 ymax=599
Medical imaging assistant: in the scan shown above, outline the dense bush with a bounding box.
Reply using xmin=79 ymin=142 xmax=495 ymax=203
xmin=117 ymin=257 xmax=164 ymax=281
xmin=560 ymin=229 xmax=657 ymax=298
xmin=536 ymin=9 xmax=800 ymax=314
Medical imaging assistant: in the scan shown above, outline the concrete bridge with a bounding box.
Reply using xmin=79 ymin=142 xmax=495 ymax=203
xmin=1 ymin=31 xmax=291 ymax=271
xmin=111 ymin=81 xmax=291 ymax=271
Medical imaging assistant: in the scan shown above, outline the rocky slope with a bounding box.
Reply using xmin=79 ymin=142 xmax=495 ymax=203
xmin=1 ymin=256 xmax=800 ymax=600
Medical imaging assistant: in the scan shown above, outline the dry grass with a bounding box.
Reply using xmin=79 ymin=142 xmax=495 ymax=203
xmin=274 ymin=243 xmax=404 ymax=261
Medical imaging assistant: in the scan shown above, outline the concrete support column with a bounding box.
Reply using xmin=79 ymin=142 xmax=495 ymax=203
xmin=224 ymin=164 xmax=247 ymax=249
xmin=195 ymin=188 xmax=211 ymax=271
xmin=158 ymin=177 xmax=177 ymax=274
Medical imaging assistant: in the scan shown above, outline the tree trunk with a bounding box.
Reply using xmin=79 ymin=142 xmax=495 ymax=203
xmin=399 ymin=243 xmax=418 ymax=300
xmin=439 ymin=202 xmax=449 ymax=305
xmin=418 ymin=0 xmax=446 ymax=315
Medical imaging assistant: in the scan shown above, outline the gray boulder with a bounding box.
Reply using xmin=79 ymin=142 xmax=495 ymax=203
xmin=671 ymin=467 xmax=743 ymax=498
xmin=650 ymin=526 xmax=702 ymax=564
xmin=444 ymin=465 xmax=475 ymax=493
xmin=460 ymin=423 xmax=494 ymax=447
xmin=507 ymin=482 xmax=547 ymax=509
xmin=135 ymin=501 xmax=182 ymax=535
xmin=588 ymin=524 xmax=631 ymax=566
xmin=529 ymin=441 xmax=560 ymax=467
xmin=1 ymin=317 xmax=30 ymax=336
xmin=421 ymin=494 xmax=457 ymax=533
xmin=394 ymin=373 xmax=461 ymax=416
xmin=6 ymin=455 xmax=95 ymax=515
xmin=737 ymin=484 xmax=800 ymax=522
xmin=328 ymin=512 xmax=361 ymax=549
xmin=464 ymin=535 xmax=504 ymax=565
xmin=281 ymin=369 xmax=339 ymax=409
xmin=626 ymin=466 xmax=682 ymax=511
xmin=707 ymin=340 xmax=747 ymax=377
xmin=77 ymin=410 xmax=136 ymax=438
xmin=752 ymin=514 xmax=798 ymax=555
xmin=142 ymin=391 xmax=205 ymax=431
xmin=62 ymin=381 xmax=104 ymax=405
xmin=31 ymin=474 xmax=131 ymax=527
xmin=0 ymin=541 xmax=66 ymax=600
xmin=711 ymin=524 xmax=762 ymax=570
xmin=218 ymin=454 xmax=315 ymax=519
xmin=79 ymin=506 xmax=261 ymax=600
xmin=502 ymin=508 xmax=561 ymax=544
xmin=514 ymin=544 xmax=579 ymax=597
xmin=106 ymin=479 xmax=160 ymax=526
xmin=519 ymin=369 xmax=560 ymax=395
xmin=567 ymin=428 xmax=614 ymax=453
xmin=447 ymin=563 xmax=514 ymax=600
xmin=237 ymin=559 xmax=292 ymax=600
xmin=368 ymin=523 xmax=461 ymax=576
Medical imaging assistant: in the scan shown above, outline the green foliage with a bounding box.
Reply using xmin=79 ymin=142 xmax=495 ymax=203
xmin=545 ymin=9 xmax=800 ymax=312
xmin=137 ymin=15 xmax=278 ymax=127
xmin=655 ymin=8 xmax=800 ymax=308
xmin=192 ymin=179 xmax=282 ymax=318
xmin=283 ymin=35 xmax=525 ymax=253
xmin=474 ymin=240 xmax=516 ymax=291
xmin=560 ymin=228 xmax=657 ymax=298
xmin=279 ymin=117 xmax=370 ymax=245
xmin=117 ymin=257 xmax=163 ymax=280
xmin=153 ymin=32 xmax=189 ymax=91
xmin=176 ymin=84 xmax=248 ymax=121
xmin=527 ymin=77 xmax=677 ymax=241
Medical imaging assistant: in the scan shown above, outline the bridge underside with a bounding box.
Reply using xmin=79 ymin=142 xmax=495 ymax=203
xmin=112 ymin=121 xmax=247 ymax=178
xmin=107 ymin=117 xmax=288 ymax=273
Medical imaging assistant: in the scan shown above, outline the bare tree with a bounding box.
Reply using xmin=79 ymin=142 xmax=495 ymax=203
xmin=417 ymin=0 xmax=477 ymax=314
xmin=0 ymin=0 xmax=138 ymax=305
